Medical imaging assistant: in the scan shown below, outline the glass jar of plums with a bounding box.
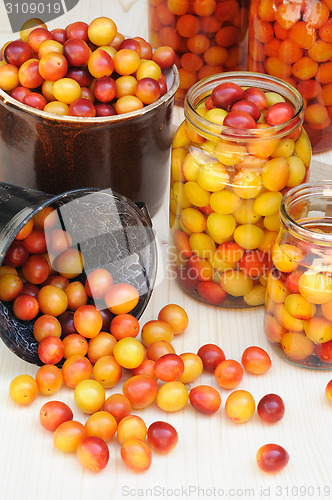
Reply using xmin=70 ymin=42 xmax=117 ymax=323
xmin=265 ymin=181 xmax=332 ymax=369
xmin=248 ymin=0 xmax=332 ymax=153
xmin=169 ymin=72 xmax=311 ymax=308
xmin=148 ymin=0 xmax=249 ymax=104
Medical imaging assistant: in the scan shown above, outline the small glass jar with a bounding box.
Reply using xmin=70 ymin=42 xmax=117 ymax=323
xmin=264 ymin=181 xmax=332 ymax=370
xmin=148 ymin=0 xmax=249 ymax=104
xmin=248 ymin=0 xmax=332 ymax=153
xmin=169 ymin=72 xmax=311 ymax=308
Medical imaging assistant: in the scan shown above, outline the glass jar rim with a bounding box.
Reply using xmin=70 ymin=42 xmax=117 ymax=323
xmin=184 ymin=71 xmax=304 ymax=141
xmin=280 ymin=181 xmax=332 ymax=245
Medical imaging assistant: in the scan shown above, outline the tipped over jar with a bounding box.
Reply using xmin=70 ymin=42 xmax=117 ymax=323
xmin=169 ymin=72 xmax=311 ymax=308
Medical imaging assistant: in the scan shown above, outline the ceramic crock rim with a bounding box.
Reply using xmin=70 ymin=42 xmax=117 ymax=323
xmin=0 ymin=64 xmax=179 ymax=123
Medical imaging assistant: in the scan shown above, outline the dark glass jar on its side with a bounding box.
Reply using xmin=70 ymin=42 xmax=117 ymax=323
xmin=248 ymin=0 xmax=332 ymax=153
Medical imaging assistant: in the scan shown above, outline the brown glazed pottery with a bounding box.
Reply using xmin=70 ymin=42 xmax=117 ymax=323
xmin=0 ymin=66 xmax=179 ymax=217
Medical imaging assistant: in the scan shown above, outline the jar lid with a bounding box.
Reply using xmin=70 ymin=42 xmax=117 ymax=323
xmin=0 ymin=184 xmax=157 ymax=364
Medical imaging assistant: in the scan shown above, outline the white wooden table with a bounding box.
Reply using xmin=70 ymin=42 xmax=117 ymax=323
xmin=0 ymin=2 xmax=331 ymax=500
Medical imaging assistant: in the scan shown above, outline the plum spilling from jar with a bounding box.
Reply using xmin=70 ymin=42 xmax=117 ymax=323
xmin=0 ymin=17 xmax=175 ymax=117
xmin=0 ymin=205 xmax=141 ymax=350
xmin=170 ymin=81 xmax=311 ymax=308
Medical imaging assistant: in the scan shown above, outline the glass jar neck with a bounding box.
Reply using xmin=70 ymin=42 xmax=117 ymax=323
xmin=280 ymin=182 xmax=332 ymax=251
xmin=184 ymin=71 xmax=304 ymax=142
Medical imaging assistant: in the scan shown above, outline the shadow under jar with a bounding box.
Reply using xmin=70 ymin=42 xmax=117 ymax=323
xmin=169 ymin=72 xmax=311 ymax=308
xmin=248 ymin=0 xmax=332 ymax=153
xmin=148 ymin=0 xmax=249 ymax=105
xmin=265 ymin=181 xmax=332 ymax=369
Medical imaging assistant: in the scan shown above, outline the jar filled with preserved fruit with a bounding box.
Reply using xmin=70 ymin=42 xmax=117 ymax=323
xmin=248 ymin=0 xmax=332 ymax=153
xmin=264 ymin=181 xmax=332 ymax=369
xmin=148 ymin=0 xmax=249 ymax=104
xmin=169 ymin=72 xmax=311 ymax=308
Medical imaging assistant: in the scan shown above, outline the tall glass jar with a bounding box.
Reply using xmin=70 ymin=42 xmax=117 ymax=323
xmin=148 ymin=0 xmax=249 ymax=104
xmin=248 ymin=0 xmax=332 ymax=153
xmin=169 ymin=72 xmax=311 ymax=308
xmin=264 ymin=182 xmax=332 ymax=369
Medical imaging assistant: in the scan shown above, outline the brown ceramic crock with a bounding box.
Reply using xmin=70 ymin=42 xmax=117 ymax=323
xmin=0 ymin=66 xmax=179 ymax=217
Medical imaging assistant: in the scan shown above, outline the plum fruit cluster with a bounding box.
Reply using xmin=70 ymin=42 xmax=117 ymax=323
xmin=0 ymin=16 xmax=176 ymax=117
xmin=170 ymin=79 xmax=311 ymax=308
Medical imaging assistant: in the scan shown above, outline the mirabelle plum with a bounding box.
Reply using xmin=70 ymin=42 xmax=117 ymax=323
xmin=178 ymin=353 xmax=203 ymax=383
xmin=9 ymin=374 xmax=39 ymax=405
xmin=284 ymin=294 xmax=316 ymax=320
xmin=196 ymin=162 xmax=229 ymax=192
xmin=117 ymin=415 xmax=147 ymax=445
xmin=233 ymin=224 xmax=264 ymax=250
xmin=220 ymin=269 xmax=253 ymax=297
xmin=241 ymin=346 xmax=271 ymax=374
xmin=281 ymin=332 xmax=315 ymax=360
xmin=325 ymin=380 xmax=332 ymax=403
xmin=180 ymin=207 xmax=207 ymax=233
xmin=225 ymin=390 xmax=255 ymax=423
xmin=189 ymin=385 xmax=221 ymax=414
xmin=233 ymin=170 xmax=262 ymax=199
xmin=304 ymin=317 xmax=332 ymax=344
xmin=254 ymin=191 xmax=283 ymax=217
xmin=209 ymin=190 xmax=241 ymax=215
xmin=121 ymin=439 xmax=152 ymax=472
xmin=256 ymin=444 xmax=289 ymax=473
xmin=298 ymin=272 xmax=332 ymax=304
xmin=74 ymin=379 xmax=105 ymax=414
xmin=214 ymin=359 xmax=243 ymax=389
xmin=156 ymin=381 xmax=189 ymax=412
xmin=158 ymin=304 xmax=188 ymax=334
xmin=264 ymin=314 xmax=285 ymax=343
xmin=272 ymin=243 xmax=304 ymax=273
xmin=266 ymin=275 xmax=289 ymax=303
